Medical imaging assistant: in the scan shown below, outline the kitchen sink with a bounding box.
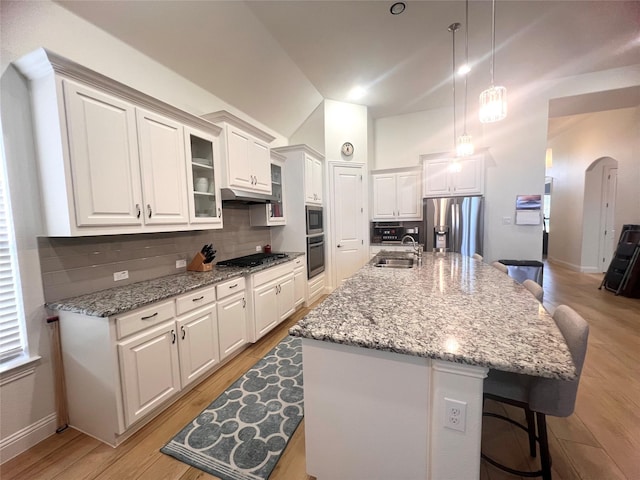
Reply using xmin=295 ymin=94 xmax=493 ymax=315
xmin=374 ymin=257 xmax=414 ymax=269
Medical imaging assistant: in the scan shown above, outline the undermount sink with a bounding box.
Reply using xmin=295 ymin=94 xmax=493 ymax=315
xmin=374 ymin=257 xmax=414 ymax=269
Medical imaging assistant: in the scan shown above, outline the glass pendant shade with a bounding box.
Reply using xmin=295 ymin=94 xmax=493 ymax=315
xmin=456 ymin=134 xmax=474 ymax=157
xmin=479 ymin=85 xmax=507 ymax=123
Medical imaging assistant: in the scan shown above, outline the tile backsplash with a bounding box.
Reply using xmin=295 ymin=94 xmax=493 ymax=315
xmin=39 ymin=205 xmax=272 ymax=302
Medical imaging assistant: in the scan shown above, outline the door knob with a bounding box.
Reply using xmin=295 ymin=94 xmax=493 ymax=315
xmin=337 ymin=244 xmax=342 ymax=248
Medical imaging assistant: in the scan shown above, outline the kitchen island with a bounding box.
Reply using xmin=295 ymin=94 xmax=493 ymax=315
xmin=289 ymin=252 xmax=575 ymax=480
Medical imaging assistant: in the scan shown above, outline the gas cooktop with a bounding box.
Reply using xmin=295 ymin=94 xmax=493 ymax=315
xmin=216 ymin=252 xmax=289 ymax=268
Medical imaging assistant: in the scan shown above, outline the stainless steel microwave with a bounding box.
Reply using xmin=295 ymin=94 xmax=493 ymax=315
xmin=306 ymin=205 xmax=323 ymax=235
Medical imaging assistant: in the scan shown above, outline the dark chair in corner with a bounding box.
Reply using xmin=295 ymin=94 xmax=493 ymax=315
xmin=481 ymin=305 xmax=589 ymax=480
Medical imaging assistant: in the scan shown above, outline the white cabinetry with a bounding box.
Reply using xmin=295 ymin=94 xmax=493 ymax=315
xmin=13 ymin=49 xmax=222 ymax=236
xmin=307 ymin=272 xmax=325 ymax=306
xmin=421 ymin=154 xmax=484 ymax=197
xmin=216 ymin=277 xmax=248 ymax=360
xmin=249 ymin=150 xmax=287 ymax=226
xmin=305 ymin=154 xmax=324 ymax=204
xmin=292 ymin=256 xmax=306 ymax=307
xmin=249 ymin=261 xmax=296 ymax=342
xmin=371 ymin=168 xmax=422 ymax=221
xmin=203 ymin=111 xmax=275 ymax=197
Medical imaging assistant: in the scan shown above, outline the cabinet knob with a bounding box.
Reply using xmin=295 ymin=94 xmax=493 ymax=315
xmin=337 ymin=244 xmax=342 ymax=248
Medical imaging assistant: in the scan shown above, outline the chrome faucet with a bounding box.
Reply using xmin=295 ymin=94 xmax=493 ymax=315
xmin=401 ymin=234 xmax=422 ymax=259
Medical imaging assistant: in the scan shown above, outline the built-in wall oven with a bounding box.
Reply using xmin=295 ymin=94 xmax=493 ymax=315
xmin=306 ymin=205 xmax=323 ymax=235
xmin=307 ymin=234 xmax=325 ymax=279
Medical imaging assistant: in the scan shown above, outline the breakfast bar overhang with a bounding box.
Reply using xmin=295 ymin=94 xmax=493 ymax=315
xmin=289 ymin=252 xmax=577 ymax=480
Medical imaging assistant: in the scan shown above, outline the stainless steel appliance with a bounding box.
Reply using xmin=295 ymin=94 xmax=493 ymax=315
xmin=423 ymin=196 xmax=484 ymax=255
xmin=307 ymin=234 xmax=325 ymax=278
xmin=217 ymin=252 xmax=289 ymax=267
xmin=372 ymin=224 xmax=405 ymax=243
xmin=306 ymin=205 xmax=323 ymax=235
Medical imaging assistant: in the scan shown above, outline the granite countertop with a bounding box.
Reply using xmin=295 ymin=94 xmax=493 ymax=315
xmin=47 ymin=252 xmax=304 ymax=318
xmin=289 ymin=251 xmax=576 ymax=380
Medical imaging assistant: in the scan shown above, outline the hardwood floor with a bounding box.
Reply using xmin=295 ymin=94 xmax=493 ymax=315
xmin=2 ymin=261 xmax=639 ymax=480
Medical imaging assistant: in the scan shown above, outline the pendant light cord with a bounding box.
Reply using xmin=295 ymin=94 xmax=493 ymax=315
xmin=449 ymin=23 xmax=459 ymax=149
xmin=463 ymin=0 xmax=469 ymax=135
xmin=490 ymin=0 xmax=496 ymax=86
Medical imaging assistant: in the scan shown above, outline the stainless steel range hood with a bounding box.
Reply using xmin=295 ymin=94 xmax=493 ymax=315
xmin=220 ymin=188 xmax=276 ymax=204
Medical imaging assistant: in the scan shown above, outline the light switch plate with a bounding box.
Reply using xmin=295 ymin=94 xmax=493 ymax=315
xmin=113 ymin=270 xmax=129 ymax=281
xmin=444 ymin=397 xmax=467 ymax=432
xmin=176 ymin=259 xmax=187 ymax=268
xmin=502 ymin=216 xmax=512 ymax=225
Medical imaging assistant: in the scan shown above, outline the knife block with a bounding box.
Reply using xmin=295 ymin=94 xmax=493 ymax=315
xmin=187 ymin=252 xmax=213 ymax=272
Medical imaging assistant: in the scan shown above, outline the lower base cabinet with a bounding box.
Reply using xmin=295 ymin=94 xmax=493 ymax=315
xmin=217 ymin=291 xmax=247 ymax=360
xmin=307 ymin=272 xmax=325 ymax=305
xmin=118 ymin=320 xmax=181 ymax=428
xmin=293 ymin=256 xmax=306 ymax=307
xmin=176 ymin=305 xmax=220 ymax=388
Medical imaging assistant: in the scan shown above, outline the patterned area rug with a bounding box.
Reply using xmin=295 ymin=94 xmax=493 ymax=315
xmin=161 ymin=336 xmax=303 ymax=480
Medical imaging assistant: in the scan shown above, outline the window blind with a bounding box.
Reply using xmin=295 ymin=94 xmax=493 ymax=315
xmin=0 ymin=163 xmax=24 ymax=361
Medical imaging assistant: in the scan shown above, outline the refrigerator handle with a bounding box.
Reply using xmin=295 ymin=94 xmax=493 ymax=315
xmin=454 ymin=202 xmax=460 ymax=251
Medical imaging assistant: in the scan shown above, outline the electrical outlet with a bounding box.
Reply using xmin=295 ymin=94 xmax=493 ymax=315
xmin=444 ymin=397 xmax=467 ymax=432
xmin=256 ymin=245 xmax=262 ymax=252
xmin=502 ymin=216 xmax=512 ymax=225
xmin=176 ymin=259 xmax=187 ymax=268
xmin=113 ymin=270 xmax=129 ymax=281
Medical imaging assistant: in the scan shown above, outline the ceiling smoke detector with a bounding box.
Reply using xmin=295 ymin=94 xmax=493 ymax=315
xmin=389 ymin=2 xmax=406 ymax=15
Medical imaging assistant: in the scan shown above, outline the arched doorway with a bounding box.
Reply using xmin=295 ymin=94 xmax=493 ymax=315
xmin=583 ymin=157 xmax=618 ymax=272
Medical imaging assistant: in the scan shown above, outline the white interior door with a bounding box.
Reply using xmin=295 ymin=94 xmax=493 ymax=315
xmin=599 ymin=167 xmax=618 ymax=272
xmin=333 ymin=165 xmax=366 ymax=285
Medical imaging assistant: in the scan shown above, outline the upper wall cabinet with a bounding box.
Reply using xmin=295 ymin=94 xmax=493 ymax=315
xmin=371 ymin=168 xmax=422 ymax=221
xmin=202 ymin=111 xmax=275 ymax=197
xmin=249 ymin=150 xmax=287 ymax=227
xmin=185 ymin=127 xmax=223 ymax=226
xmin=304 ymin=154 xmax=324 ymax=205
xmin=12 ymin=48 xmax=223 ymax=236
xmin=421 ymin=154 xmax=485 ymax=198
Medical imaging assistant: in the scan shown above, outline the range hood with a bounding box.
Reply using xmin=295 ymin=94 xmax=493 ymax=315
xmin=220 ymin=188 xmax=276 ymax=204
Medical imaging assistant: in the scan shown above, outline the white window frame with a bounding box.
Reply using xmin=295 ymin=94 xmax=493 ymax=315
xmin=0 ymin=125 xmax=30 ymax=373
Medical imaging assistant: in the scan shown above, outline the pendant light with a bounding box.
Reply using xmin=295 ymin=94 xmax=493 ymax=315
xmin=457 ymin=0 xmax=474 ymax=156
xmin=479 ymin=0 xmax=507 ymax=123
xmin=448 ymin=22 xmax=462 ymax=172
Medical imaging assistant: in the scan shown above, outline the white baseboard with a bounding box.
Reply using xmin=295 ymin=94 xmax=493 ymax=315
xmin=547 ymin=257 xmax=602 ymax=274
xmin=0 ymin=412 xmax=57 ymax=464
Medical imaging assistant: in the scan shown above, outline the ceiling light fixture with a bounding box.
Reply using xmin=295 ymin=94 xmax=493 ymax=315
xmin=348 ymin=86 xmax=367 ymax=101
xmin=457 ymin=0 xmax=474 ymax=157
xmin=479 ymin=0 xmax=507 ymax=123
xmin=448 ymin=22 xmax=463 ymax=172
xmin=389 ymin=2 xmax=406 ymax=15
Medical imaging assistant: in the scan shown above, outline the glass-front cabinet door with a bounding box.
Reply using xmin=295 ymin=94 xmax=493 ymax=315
xmin=269 ymin=161 xmax=285 ymax=224
xmin=184 ymin=127 xmax=222 ymax=227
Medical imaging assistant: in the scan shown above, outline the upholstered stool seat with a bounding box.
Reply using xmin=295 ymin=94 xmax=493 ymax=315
xmin=492 ymin=261 xmax=508 ymax=274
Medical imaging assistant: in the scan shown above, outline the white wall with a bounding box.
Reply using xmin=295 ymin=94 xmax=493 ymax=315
xmin=0 ymin=0 xmax=290 ymax=461
xmin=290 ymin=102 xmax=325 ymax=154
xmin=547 ymin=107 xmax=640 ymax=271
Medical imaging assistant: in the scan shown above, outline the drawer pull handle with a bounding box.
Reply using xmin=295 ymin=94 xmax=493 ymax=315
xmin=141 ymin=312 xmax=158 ymax=320
xmin=147 ymin=204 xmax=152 ymax=218
xmin=229 ymin=283 xmax=239 ymax=289
xmin=242 ymin=298 xmax=246 ymax=308
xmin=171 ymin=329 xmax=176 ymax=344
xmin=181 ymin=325 xmax=186 ymax=340
xmin=192 ymin=296 xmax=205 ymax=302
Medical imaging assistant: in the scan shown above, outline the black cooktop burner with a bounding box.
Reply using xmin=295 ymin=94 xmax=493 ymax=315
xmin=217 ymin=252 xmax=289 ymax=267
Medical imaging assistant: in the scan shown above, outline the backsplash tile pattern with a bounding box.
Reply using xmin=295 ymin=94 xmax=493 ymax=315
xmin=39 ymin=205 xmax=272 ymax=302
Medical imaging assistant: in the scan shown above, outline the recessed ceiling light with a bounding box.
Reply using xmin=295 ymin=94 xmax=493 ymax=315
xmin=457 ymin=64 xmax=471 ymax=75
xmin=389 ymin=2 xmax=406 ymax=15
xmin=349 ymin=86 xmax=367 ymax=101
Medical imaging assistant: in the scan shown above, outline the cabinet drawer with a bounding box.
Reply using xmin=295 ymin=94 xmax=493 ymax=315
xmin=116 ymin=301 xmax=175 ymax=340
xmin=252 ymin=262 xmax=294 ymax=287
xmin=292 ymin=256 xmax=305 ymax=270
xmin=308 ymin=274 xmax=325 ymax=299
xmin=216 ymin=276 xmax=246 ymax=300
xmin=175 ymin=286 xmax=217 ymax=316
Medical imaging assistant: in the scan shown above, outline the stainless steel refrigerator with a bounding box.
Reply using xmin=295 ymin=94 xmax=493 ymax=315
xmin=423 ymin=196 xmax=484 ymax=256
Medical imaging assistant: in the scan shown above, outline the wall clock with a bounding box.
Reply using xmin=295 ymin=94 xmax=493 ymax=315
xmin=341 ymin=142 xmax=354 ymax=157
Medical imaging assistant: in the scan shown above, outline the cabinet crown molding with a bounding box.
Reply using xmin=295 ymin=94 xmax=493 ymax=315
xmin=13 ymin=48 xmax=222 ymax=135
xmin=419 ymin=147 xmax=489 ymax=162
xmin=371 ymin=166 xmax=421 ymax=175
xmin=202 ymin=110 xmax=276 ymax=143
xmin=272 ymin=144 xmax=325 ymax=160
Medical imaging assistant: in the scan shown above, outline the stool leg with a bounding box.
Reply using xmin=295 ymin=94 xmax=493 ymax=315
xmin=525 ymin=406 xmax=536 ymax=457
xmin=536 ymin=412 xmax=552 ymax=480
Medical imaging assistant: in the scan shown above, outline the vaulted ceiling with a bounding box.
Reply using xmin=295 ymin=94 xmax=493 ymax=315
xmin=56 ymin=0 xmax=640 ymax=138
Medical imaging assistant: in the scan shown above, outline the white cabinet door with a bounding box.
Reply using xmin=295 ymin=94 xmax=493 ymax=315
xmin=217 ymin=292 xmax=247 ymax=360
xmin=452 ymin=156 xmax=484 ymax=195
xmin=250 ymin=140 xmax=272 ymax=193
xmin=253 ymin=281 xmax=279 ymax=339
xmin=176 ymin=306 xmax=220 ymax=388
xmin=185 ymin=127 xmax=223 ymax=227
xmin=226 ymin=126 xmax=253 ymax=190
xmin=423 ymin=159 xmax=451 ymax=197
xmin=118 ymin=320 xmax=180 ymax=427
xmin=136 ymin=108 xmax=189 ymax=225
xmin=305 ymin=155 xmax=323 ymax=204
xmin=293 ymin=266 xmax=306 ymax=307
xmin=277 ymin=273 xmax=295 ymax=321
xmin=372 ymin=174 xmax=397 ymax=220
xmin=396 ymin=171 xmax=422 ymax=220
xmin=63 ymin=80 xmax=143 ymax=227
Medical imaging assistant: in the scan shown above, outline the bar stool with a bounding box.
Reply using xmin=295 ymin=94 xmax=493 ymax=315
xmin=473 ymin=253 xmax=483 ymax=261
xmin=492 ymin=261 xmax=508 ymax=274
xmin=482 ymin=305 xmax=589 ymax=480
xmin=523 ymin=279 xmax=544 ymax=302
